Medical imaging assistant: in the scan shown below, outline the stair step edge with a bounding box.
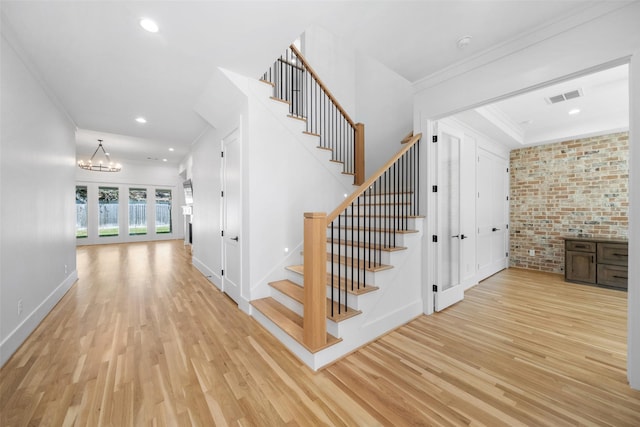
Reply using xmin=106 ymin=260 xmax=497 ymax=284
xmin=251 ymin=297 xmax=341 ymax=353
xmin=268 ymin=279 xmax=365 ymax=321
xmin=284 ymin=266 xmax=379 ymax=295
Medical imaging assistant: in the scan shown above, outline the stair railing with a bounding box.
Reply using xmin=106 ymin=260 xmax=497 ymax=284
xmin=261 ymin=44 xmax=365 ymax=185
xmin=303 ymin=133 xmax=421 ymax=350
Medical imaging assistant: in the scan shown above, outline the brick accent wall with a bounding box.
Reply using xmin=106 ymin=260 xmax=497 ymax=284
xmin=509 ymin=132 xmax=629 ymax=273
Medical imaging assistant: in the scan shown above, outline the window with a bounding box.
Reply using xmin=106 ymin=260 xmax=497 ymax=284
xmin=129 ymin=188 xmax=147 ymax=235
xmin=98 ymin=187 xmax=119 ymax=237
xmin=155 ymin=189 xmax=172 ymax=234
xmin=76 ymin=186 xmax=88 ymax=238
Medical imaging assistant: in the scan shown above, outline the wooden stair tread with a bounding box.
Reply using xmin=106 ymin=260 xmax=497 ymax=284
xmin=328 ymin=253 xmax=393 ymax=272
xmin=328 ymin=239 xmax=407 ymax=252
xmin=270 ymin=96 xmax=290 ymax=104
xmin=343 ymin=201 xmax=412 ymax=206
xmin=285 ymin=265 xmax=378 ymax=295
xmin=268 ymin=280 xmax=362 ymax=322
xmin=259 ymin=79 xmax=275 ymax=87
xmin=287 ymin=114 xmax=306 ymax=122
xmin=302 ymin=131 xmax=321 ymax=137
xmin=251 ymin=298 xmax=341 ymax=353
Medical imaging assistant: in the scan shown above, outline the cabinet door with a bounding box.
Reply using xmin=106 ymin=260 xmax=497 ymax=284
xmin=566 ymin=250 xmax=596 ymax=283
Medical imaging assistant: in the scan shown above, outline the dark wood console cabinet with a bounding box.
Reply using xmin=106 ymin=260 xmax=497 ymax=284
xmin=565 ymin=238 xmax=628 ymax=290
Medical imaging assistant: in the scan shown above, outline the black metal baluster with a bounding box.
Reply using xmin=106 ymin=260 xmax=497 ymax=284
xmin=331 ymin=222 xmax=334 ymax=318
xmin=357 ymin=196 xmax=361 ymax=289
xmin=351 ymin=202 xmax=354 ymax=292
xmin=337 ymin=214 xmax=341 ymax=315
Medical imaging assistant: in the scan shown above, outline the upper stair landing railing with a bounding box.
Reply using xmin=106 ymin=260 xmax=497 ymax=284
xmin=261 ymin=44 xmax=365 ymax=186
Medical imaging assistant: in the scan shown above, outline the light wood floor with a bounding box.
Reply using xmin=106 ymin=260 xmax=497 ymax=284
xmin=1 ymin=240 xmax=638 ymax=426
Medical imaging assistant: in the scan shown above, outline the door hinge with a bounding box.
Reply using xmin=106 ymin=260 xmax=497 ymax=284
xmin=506 ymin=167 xmax=509 ymax=173
xmin=506 ymin=252 xmax=509 ymax=257
xmin=221 ymin=269 xmax=224 ymax=276
xmin=432 ymin=185 xmax=438 ymax=193
xmin=506 ymin=195 xmax=509 ymax=201
xmin=221 ymin=191 xmax=224 ymax=197
xmin=221 ymin=151 xmax=224 ymax=158
xmin=506 ymin=224 xmax=509 ymax=229
xmin=433 ymin=285 xmax=437 ymax=292
xmin=221 ymin=230 xmax=224 ymax=237
xmin=432 ymin=135 xmax=437 ymax=143
xmin=432 ymin=235 xmax=438 ymax=243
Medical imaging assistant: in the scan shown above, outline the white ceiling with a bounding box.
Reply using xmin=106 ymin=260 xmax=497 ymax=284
xmin=1 ymin=1 xmax=627 ymax=164
xmin=454 ymin=64 xmax=629 ymax=148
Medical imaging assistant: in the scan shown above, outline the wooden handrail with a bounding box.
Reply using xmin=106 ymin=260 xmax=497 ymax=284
xmin=289 ymin=44 xmax=356 ymax=129
xmin=328 ymin=133 xmax=422 ymax=222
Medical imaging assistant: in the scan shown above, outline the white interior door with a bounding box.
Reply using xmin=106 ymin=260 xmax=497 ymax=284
xmin=476 ymin=148 xmax=509 ymax=280
xmin=222 ymin=128 xmax=242 ymax=305
xmin=434 ymin=123 xmax=465 ymax=311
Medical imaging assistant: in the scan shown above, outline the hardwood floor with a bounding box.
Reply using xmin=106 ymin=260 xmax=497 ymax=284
xmin=1 ymin=240 xmax=638 ymax=426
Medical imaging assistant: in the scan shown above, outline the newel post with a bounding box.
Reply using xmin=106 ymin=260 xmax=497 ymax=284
xmin=354 ymin=123 xmax=365 ymax=186
xmin=303 ymin=212 xmax=327 ymax=350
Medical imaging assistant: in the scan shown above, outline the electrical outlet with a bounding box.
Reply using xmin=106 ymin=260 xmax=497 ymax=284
xmin=528 ymin=249 xmax=535 ymax=256
xmin=18 ymin=299 xmax=23 ymax=315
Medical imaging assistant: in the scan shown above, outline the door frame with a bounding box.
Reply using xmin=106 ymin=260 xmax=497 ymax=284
xmin=424 ymin=120 xmax=467 ymax=312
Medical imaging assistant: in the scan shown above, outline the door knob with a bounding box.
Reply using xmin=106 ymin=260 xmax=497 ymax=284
xmin=492 ymin=227 xmax=501 ymax=232
xmin=460 ymin=234 xmax=467 ymax=240
xmin=231 ymin=236 xmax=239 ymax=242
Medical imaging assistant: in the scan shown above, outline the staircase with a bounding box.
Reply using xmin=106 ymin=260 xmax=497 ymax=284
xmin=249 ymin=44 xmax=424 ymax=369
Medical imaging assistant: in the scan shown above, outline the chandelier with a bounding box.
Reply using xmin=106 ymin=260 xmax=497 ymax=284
xmin=77 ymin=139 xmax=121 ymax=172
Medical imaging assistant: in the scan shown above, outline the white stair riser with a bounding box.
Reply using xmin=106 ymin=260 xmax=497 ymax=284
xmin=325 ymin=229 xmax=416 ymax=243
xmin=332 ymin=216 xmax=418 ymax=230
xmin=340 ymin=205 xmax=416 ymax=217
xmin=357 ymin=193 xmax=416 ymax=204
xmin=325 ymin=246 xmax=393 ymax=266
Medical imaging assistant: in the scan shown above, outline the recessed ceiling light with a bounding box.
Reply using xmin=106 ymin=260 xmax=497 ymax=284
xmin=135 ymin=117 xmax=147 ymax=123
xmin=139 ymin=18 xmax=159 ymax=33
xmin=456 ymin=35 xmax=472 ymax=49
xmin=519 ymin=119 xmax=533 ymax=125
xmin=568 ymin=108 xmax=581 ymax=115
xmin=162 ymin=158 xmax=168 ymax=162
xmin=168 ymin=147 xmax=174 ymax=152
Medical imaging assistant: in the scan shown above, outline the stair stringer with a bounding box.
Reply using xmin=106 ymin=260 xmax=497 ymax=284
xmin=259 ymin=218 xmax=424 ymax=370
xmin=313 ymin=218 xmax=424 ymax=369
xmin=215 ymin=68 xmax=357 ymax=308
xmin=224 ymin=69 xmax=356 ymax=190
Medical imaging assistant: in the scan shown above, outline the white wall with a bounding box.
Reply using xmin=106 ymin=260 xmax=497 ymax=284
xmin=304 ymin=25 xmax=357 ymax=116
xmin=355 ymin=52 xmax=413 ymax=176
xmin=0 ymin=33 xmax=77 ymax=367
xmin=413 ymin=2 xmax=640 ymax=389
xmin=304 ymin=26 xmax=414 ymax=178
xmin=75 ymin=159 xmax=185 ymax=245
xmin=244 ymin=79 xmax=354 ymax=307
xmin=628 ymin=51 xmax=640 ymax=389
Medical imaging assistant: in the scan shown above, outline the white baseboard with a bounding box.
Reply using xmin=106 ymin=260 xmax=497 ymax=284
xmin=0 ymin=270 xmax=78 ymax=368
xmin=192 ymin=256 xmax=222 ymax=290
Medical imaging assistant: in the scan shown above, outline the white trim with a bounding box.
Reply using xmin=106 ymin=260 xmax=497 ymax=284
xmin=192 ymin=256 xmax=222 ymax=291
xmin=412 ymin=2 xmax=632 ymax=93
xmin=0 ymin=271 xmax=78 ymax=367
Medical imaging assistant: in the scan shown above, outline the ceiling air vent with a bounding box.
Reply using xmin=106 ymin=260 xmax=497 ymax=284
xmin=545 ymin=88 xmax=583 ymax=104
